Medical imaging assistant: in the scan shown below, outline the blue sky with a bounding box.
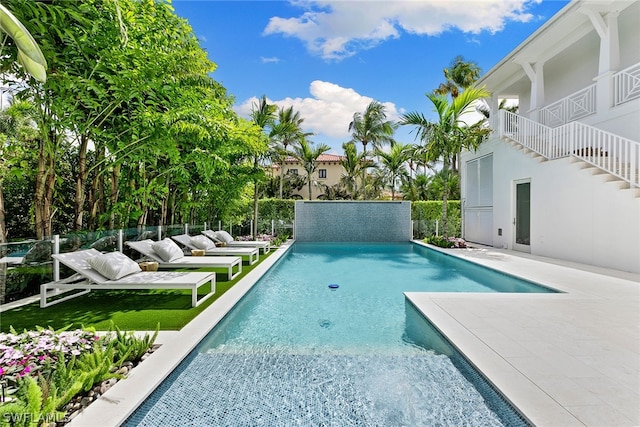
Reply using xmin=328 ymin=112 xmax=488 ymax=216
xmin=172 ymin=0 xmax=569 ymax=153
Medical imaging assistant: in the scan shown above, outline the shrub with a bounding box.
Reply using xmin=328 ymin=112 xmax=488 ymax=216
xmin=425 ymin=235 xmax=467 ymax=248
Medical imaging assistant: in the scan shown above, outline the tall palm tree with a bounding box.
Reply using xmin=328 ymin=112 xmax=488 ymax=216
xmin=434 ymin=55 xmax=481 ymax=100
xmin=249 ymin=95 xmax=276 ymax=238
xmin=410 ymin=142 xmax=437 ymax=176
xmin=270 ymin=106 xmax=307 ymax=199
xmin=375 ymin=143 xmax=410 ymax=200
xmin=348 ymin=101 xmax=395 ymax=198
xmin=339 ymin=142 xmax=365 ymax=199
xmin=292 ymin=138 xmax=330 ymax=200
xmin=400 ymin=86 xmax=490 ymax=236
xmin=434 ymin=56 xmax=482 ymax=173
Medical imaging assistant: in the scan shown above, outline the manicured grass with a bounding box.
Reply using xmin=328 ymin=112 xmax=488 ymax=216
xmin=0 ymin=252 xmax=272 ymax=332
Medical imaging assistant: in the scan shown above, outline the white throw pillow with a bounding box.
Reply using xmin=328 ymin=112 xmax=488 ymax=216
xmin=190 ymin=235 xmax=215 ymax=250
xmin=203 ymin=230 xmax=222 ymax=243
xmin=152 ymin=238 xmax=184 ymax=262
xmin=215 ymin=230 xmax=234 ymax=243
xmin=87 ymin=252 xmax=141 ymax=281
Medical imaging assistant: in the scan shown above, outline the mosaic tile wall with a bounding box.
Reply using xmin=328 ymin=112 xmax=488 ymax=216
xmin=294 ymin=201 xmax=412 ymax=241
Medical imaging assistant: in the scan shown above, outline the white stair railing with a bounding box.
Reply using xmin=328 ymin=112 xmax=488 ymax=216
xmin=613 ymin=62 xmax=640 ymax=106
xmin=500 ymin=110 xmax=639 ymax=188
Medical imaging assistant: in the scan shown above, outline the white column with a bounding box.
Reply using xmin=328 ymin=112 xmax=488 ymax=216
xmin=584 ymin=9 xmax=620 ymax=113
xmin=518 ymin=61 xmax=545 ymax=122
xmin=488 ymin=93 xmax=499 ymax=131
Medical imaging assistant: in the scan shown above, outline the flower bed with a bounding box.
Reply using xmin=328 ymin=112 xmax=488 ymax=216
xmin=424 ymin=235 xmax=468 ymax=248
xmin=0 ymin=326 xmax=157 ymax=426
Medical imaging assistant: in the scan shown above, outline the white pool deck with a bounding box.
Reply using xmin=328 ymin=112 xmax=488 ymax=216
xmin=48 ymin=241 xmax=639 ymax=426
xmin=408 ymin=242 xmax=639 ymax=427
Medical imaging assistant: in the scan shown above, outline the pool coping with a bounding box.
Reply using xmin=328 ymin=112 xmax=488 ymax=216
xmin=66 ymin=240 xmax=640 ymax=427
xmin=67 ymin=240 xmax=295 ymax=427
xmin=407 ymin=241 xmax=640 ymax=426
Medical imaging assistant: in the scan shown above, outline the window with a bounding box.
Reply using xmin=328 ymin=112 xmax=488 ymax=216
xmin=288 ymin=169 xmax=298 ymax=175
xmin=318 ymin=169 xmax=327 ymax=179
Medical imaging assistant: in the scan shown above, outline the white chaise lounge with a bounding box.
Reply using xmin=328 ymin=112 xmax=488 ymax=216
xmin=42 ymin=249 xmax=215 ymax=308
xmin=126 ymin=239 xmax=242 ymax=280
xmin=202 ymin=230 xmax=270 ymax=254
xmin=171 ymin=234 xmax=259 ymax=265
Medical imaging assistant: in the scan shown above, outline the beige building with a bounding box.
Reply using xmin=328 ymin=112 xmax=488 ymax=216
xmin=275 ymin=154 xmax=346 ymax=199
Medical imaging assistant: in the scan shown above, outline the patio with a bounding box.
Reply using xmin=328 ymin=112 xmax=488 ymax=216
xmin=408 ymin=243 xmax=640 ymax=426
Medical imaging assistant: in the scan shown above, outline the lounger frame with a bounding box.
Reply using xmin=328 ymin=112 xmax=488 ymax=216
xmin=126 ymin=240 xmax=242 ymax=280
xmin=42 ymin=250 xmax=216 ymax=308
xmin=201 ymin=230 xmax=271 ymax=254
xmin=171 ymin=234 xmax=260 ymax=265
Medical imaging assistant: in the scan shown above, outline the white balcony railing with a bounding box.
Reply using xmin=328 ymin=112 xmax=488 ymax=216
xmin=500 ymin=110 xmax=639 ymax=188
xmin=613 ymin=62 xmax=640 ymax=106
xmin=540 ymin=84 xmax=596 ymax=127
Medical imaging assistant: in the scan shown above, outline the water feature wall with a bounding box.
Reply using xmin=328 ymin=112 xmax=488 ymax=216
xmin=294 ymin=201 xmax=412 ymax=241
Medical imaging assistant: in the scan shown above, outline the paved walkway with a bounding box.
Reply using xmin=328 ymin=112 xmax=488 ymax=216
xmin=407 ymin=243 xmax=640 ymax=427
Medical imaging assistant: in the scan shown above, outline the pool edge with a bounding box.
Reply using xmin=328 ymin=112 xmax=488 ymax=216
xmin=67 ymin=240 xmax=296 ymax=427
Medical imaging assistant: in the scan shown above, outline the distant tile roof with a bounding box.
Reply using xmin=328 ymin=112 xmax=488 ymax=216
xmin=284 ymin=154 xmax=345 ymax=163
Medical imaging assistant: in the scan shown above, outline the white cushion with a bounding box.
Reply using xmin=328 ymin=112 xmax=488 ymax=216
xmin=87 ymin=252 xmax=141 ymax=281
xmin=190 ymin=235 xmax=215 ymax=250
xmin=152 ymin=238 xmax=184 ymax=262
xmin=203 ymin=230 xmax=222 ymax=243
xmin=215 ymin=230 xmax=234 ymax=243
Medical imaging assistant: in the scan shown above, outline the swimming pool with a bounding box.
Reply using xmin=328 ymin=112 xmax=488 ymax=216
xmin=125 ymin=242 xmax=551 ymax=426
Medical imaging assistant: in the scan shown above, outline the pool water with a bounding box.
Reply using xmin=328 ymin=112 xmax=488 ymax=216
xmin=126 ymin=243 xmax=545 ymax=426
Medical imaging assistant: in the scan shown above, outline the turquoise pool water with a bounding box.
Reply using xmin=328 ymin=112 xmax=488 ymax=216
xmin=126 ymin=243 xmax=547 ymax=426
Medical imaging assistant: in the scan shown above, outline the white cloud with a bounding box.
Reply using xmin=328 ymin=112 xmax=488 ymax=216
xmin=264 ymin=0 xmax=537 ymax=60
xmin=260 ymin=56 xmax=280 ymax=63
xmin=235 ymin=80 xmax=402 ymax=141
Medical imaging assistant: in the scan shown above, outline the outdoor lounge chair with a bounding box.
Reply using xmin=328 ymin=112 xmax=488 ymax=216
xmin=171 ymin=234 xmax=259 ymax=265
xmin=42 ymin=249 xmax=215 ymax=308
xmin=126 ymin=239 xmax=242 ymax=280
xmin=202 ymin=229 xmax=271 ymax=254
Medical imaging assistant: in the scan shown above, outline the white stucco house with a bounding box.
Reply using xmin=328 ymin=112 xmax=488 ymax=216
xmin=460 ymin=0 xmax=640 ymax=273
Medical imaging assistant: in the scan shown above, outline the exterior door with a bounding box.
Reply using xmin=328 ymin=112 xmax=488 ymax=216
xmin=513 ymin=180 xmax=531 ymax=253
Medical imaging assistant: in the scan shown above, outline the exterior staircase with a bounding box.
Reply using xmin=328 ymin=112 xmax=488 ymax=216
xmin=499 ymin=110 xmax=640 ymax=198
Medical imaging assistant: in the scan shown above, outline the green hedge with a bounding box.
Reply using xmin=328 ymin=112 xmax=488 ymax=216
xmin=411 ymin=201 xmax=461 ymax=238
xmin=257 ymin=198 xmax=295 ymax=222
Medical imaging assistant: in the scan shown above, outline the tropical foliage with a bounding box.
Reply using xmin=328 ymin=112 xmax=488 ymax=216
xmin=0 ymin=0 xmax=490 ymax=245
xmin=0 ymin=0 xmax=266 ymax=240
xmin=291 ymin=138 xmax=331 ymax=200
xmin=401 ymin=87 xmax=490 ymax=236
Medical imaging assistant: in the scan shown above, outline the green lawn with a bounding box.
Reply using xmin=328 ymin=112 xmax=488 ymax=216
xmin=0 ymin=252 xmax=272 ymax=332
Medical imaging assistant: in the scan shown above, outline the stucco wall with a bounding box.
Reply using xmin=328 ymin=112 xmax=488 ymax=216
xmin=461 ymin=138 xmax=640 ymax=273
xmin=283 ymin=161 xmax=345 ymax=200
xmin=294 ymin=201 xmax=412 ymax=242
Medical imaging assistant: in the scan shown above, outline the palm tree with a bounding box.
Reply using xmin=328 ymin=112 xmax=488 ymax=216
xmin=434 ymin=56 xmax=482 ymax=173
xmin=348 ymin=101 xmax=395 ymax=198
xmin=292 ymin=138 xmax=331 ymax=200
xmin=249 ymin=95 xmax=276 ymax=238
xmin=434 ymin=55 xmax=481 ymax=100
xmin=410 ymin=142 xmax=437 ymax=176
xmin=339 ymin=142 xmax=365 ymax=199
xmin=400 ymin=86 xmax=490 ymax=236
xmin=270 ymin=106 xmax=307 ymax=198
xmin=375 ymin=143 xmax=410 ymax=200
xmin=400 ymin=174 xmax=432 ymax=201
xmin=476 ymin=98 xmax=519 ymax=119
